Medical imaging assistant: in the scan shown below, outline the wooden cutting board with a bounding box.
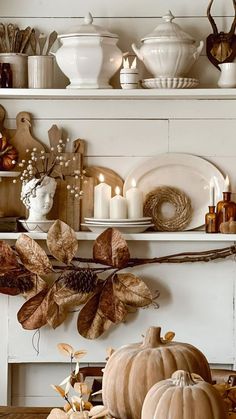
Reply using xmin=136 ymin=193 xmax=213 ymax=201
xmin=47 ymin=124 xmax=85 ymax=231
xmin=0 ymin=106 xmax=45 ymax=218
xmin=80 ymin=166 xmax=124 ymax=230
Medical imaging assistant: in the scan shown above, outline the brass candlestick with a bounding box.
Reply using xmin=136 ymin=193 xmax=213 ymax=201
xmin=205 ymin=206 xmax=217 ymax=233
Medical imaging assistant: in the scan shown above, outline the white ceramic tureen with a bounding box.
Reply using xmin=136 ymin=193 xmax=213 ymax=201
xmin=54 ymin=12 xmax=123 ymax=89
xmin=132 ymin=11 xmax=204 ymax=78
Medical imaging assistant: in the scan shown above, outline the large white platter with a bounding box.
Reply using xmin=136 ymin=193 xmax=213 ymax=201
xmin=123 ymin=153 xmax=225 ymax=231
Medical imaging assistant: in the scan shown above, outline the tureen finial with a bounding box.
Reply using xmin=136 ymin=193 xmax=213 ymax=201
xmin=163 ymin=11 xmax=175 ymax=23
xmin=84 ymin=12 xmax=93 ymax=25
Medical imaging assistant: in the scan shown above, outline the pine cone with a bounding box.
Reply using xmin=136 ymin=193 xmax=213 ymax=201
xmin=62 ymin=269 xmax=98 ymax=293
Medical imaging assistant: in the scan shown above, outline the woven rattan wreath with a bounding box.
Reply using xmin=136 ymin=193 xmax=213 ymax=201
xmin=143 ymin=186 xmax=192 ymax=231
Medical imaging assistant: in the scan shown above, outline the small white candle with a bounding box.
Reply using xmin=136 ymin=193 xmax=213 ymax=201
xmin=94 ymin=174 xmax=111 ymax=219
xmin=120 ymin=57 xmax=139 ymax=90
xmin=209 ymin=178 xmax=215 ymax=206
xmin=126 ymin=179 xmax=143 ymax=218
xmin=110 ymin=186 xmax=127 ymax=219
xmin=224 ymin=175 xmax=230 ymax=192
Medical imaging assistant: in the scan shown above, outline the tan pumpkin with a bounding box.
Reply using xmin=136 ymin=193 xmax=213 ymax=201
xmin=141 ymin=370 xmax=227 ymax=419
xmin=102 ymin=326 xmax=212 ymax=419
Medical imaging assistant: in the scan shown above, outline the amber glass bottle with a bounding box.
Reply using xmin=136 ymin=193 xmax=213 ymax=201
xmin=216 ymin=192 xmax=236 ymax=232
xmin=205 ymin=206 xmax=217 ymax=233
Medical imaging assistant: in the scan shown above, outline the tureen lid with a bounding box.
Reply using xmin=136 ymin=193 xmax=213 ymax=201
xmin=141 ymin=11 xmax=195 ymax=43
xmin=58 ymin=12 xmax=118 ymax=39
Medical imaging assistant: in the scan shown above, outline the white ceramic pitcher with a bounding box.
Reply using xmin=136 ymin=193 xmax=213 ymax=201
xmin=218 ymin=62 xmax=236 ymax=88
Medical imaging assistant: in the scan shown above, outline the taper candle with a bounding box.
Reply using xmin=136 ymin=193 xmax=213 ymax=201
xmin=224 ymin=175 xmax=230 ymax=192
xmin=209 ymin=178 xmax=215 ymax=206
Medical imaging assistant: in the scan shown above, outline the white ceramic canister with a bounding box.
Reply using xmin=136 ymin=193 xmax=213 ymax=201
xmin=0 ymin=53 xmax=28 ymax=88
xmin=132 ymin=11 xmax=203 ymax=78
xmin=28 ymin=55 xmax=54 ymax=88
xmin=218 ymin=62 xmax=236 ymax=88
xmin=53 ymin=12 xmax=123 ymax=89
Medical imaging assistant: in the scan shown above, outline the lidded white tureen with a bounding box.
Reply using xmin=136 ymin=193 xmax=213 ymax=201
xmin=132 ymin=11 xmax=204 ymax=78
xmin=54 ymin=12 xmax=123 ymax=89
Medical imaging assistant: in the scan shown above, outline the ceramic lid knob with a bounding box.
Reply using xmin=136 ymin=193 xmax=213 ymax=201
xmin=84 ymin=12 xmax=93 ymax=25
xmin=163 ymin=10 xmax=175 ymax=23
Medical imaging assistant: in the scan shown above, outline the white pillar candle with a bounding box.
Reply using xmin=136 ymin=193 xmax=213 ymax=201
xmin=110 ymin=186 xmax=127 ymax=219
xmin=126 ymin=179 xmax=143 ymax=218
xmin=224 ymin=174 xmax=230 ymax=192
xmin=94 ymin=174 xmax=111 ymax=219
xmin=209 ymin=178 xmax=215 ymax=206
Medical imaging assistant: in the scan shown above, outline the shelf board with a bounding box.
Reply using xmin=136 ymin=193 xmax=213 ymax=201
xmin=1 ymin=231 xmax=236 ymax=241
xmin=1 ymin=88 xmax=236 ymax=100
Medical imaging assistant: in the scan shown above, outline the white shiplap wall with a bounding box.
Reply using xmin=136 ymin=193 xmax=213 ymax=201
xmin=0 ymin=0 xmax=236 ymax=408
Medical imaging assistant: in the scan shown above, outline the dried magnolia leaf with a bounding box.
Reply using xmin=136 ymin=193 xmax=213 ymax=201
xmin=45 ymin=286 xmax=68 ymax=329
xmin=113 ymin=273 xmax=153 ymax=307
xmin=0 ymin=268 xmax=34 ymax=296
xmin=0 ymin=241 xmax=19 ymax=272
xmin=77 ymin=293 xmax=112 ymax=339
xmin=93 ymin=228 xmax=130 ymax=268
xmin=24 ymin=275 xmax=48 ymax=300
xmin=57 ymin=343 xmax=74 ymax=357
xmin=100 ymin=278 xmax=127 ymax=323
xmin=53 ymin=285 xmax=91 ymax=309
xmin=17 ymin=287 xmax=49 ymax=330
xmin=47 ymin=220 xmax=78 ymax=264
xmin=16 ymin=234 xmax=52 ymax=275
xmin=164 ymin=331 xmax=175 ymax=342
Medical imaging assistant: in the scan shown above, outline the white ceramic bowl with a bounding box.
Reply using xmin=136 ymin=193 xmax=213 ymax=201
xmin=19 ymin=219 xmax=55 ymax=232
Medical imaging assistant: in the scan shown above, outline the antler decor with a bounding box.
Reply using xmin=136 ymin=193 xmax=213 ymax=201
xmin=206 ymin=0 xmax=236 ymax=68
xmin=0 ymin=220 xmax=236 ymax=339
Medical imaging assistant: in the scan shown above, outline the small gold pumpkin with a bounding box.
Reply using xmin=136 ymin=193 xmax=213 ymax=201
xmin=141 ymin=370 xmax=227 ymax=419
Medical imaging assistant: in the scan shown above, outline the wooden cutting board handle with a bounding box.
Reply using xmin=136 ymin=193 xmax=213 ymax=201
xmin=11 ymin=111 xmax=45 ymax=160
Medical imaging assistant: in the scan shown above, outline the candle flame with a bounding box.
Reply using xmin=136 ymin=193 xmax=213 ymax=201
xmin=115 ymin=186 xmax=120 ymax=195
xmin=131 ymin=57 xmax=137 ymax=69
xmin=131 ymin=179 xmax=136 ymax=188
xmin=99 ymin=173 xmax=105 ymax=183
xmin=123 ymin=58 xmax=130 ymax=69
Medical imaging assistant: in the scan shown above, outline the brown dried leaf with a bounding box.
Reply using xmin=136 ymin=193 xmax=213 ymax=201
xmin=77 ymin=293 xmax=112 ymax=339
xmin=164 ymin=331 xmax=175 ymax=342
xmin=45 ymin=285 xmax=68 ymax=329
xmin=17 ymin=287 xmax=49 ymax=330
xmin=16 ymin=234 xmax=52 ymax=275
xmin=51 ymin=385 xmax=66 ymax=398
xmin=24 ymin=275 xmax=48 ymax=300
xmin=99 ymin=278 xmax=127 ymax=323
xmin=53 ymin=285 xmax=91 ymax=309
xmin=0 ymin=241 xmax=19 ymax=272
xmin=74 ymin=382 xmax=90 ymax=395
xmin=57 ymin=343 xmax=74 ymax=357
xmin=47 ymin=220 xmax=78 ymax=264
xmin=113 ymin=273 xmax=153 ymax=307
xmin=93 ymin=228 xmax=130 ymax=268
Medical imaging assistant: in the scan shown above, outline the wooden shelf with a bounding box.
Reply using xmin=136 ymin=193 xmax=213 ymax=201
xmin=2 ymin=231 xmax=236 ymax=241
xmin=1 ymin=88 xmax=236 ymax=100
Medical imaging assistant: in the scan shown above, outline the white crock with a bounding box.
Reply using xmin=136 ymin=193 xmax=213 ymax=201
xmin=54 ymin=13 xmax=123 ymax=89
xmin=132 ymin=11 xmax=204 ymax=78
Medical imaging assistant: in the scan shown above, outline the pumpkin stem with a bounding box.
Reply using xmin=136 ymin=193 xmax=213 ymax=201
xmin=172 ymin=370 xmax=199 ymax=387
xmin=143 ymin=326 xmax=163 ymax=347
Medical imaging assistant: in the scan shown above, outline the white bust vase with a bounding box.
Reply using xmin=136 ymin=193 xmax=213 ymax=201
xmin=21 ymin=175 xmax=57 ymax=222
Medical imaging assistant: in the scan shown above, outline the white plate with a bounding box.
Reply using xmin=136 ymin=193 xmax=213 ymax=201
xmin=81 ymin=224 xmax=153 ymax=233
xmin=85 ymin=217 xmax=152 ymax=223
xmin=84 ymin=220 xmax=152 ymax=225
xmin=123 ymin=153 xmax=225 ymax=231
xmin=141 ymin=77 xmax=199 ymax=89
